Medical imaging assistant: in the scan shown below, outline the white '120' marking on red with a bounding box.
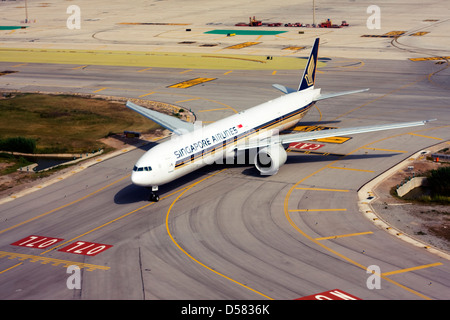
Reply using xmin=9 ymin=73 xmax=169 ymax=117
xmin=11 ymin=235 xmax=64 ymax=249
xmin=58 ymin=241 xmax=113 ymax=256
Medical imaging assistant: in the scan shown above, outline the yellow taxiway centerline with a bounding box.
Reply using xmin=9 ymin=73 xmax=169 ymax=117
xmin=165 ymin=168 xmax=274 ymax=300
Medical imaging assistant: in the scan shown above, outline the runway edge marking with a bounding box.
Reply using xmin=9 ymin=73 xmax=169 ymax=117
xmin=0 ymin=251 xmax=110 ymax=272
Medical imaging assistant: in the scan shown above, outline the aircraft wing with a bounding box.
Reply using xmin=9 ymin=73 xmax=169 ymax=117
xmin=314 ymin=88 xmax=369 ymax=101
xmin=126 ymin=101 xmax=195 ymax=135
xmin=272 ymin=84 xmax=370 ymax=101
xmin=236 ymin=119 xmax=434 ymax=150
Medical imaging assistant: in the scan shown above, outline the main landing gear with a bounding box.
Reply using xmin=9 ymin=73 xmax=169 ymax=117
xmin=149 ymin=186 xmax=159 ymax=202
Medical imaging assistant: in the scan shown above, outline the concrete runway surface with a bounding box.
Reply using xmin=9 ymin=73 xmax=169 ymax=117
xmin=0 ymin=0 xmax=449 ymax=300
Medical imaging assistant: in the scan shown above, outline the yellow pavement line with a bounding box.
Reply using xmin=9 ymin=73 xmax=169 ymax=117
xmin=410 ymin=56 xmax=450 ymax=61
xmin=295 ymin=187 xmax=349 ymax=192
xmin=93 ymin=87 xmax=107 ymax=93
xmin=282 ymin=127 xmax=448 ymax=300
xmin=138 ymin=92 xmax=155 ymax=98
xmin=40 ymin=186 xmax=190 ymax=255
xmin=315 ymin=231 xmax=373 ymax=241
xmin=165 ymin=169 xmax=274 ymax=300
xmin=11 ymin=63 xmax=27 ymax=67
xmin=382 ymin=263 xmax=443 ymax=276
xmin=289 ymin=208 xmax=347 ymax=212
xmin=316 ymin=137 xmax=351 ymax=144
xmin=408 ymin=133 xmax=443 ymax=140
xmin=327 ymin=166 xmax=374 ymax=173
xmin=363 ymin=147 xmax=407 ymax=153
xmin=137 ymin=67 xmax=152 ymax=72
xmin=198 ymin=107 xmax=230 ymax=112
xmin=0 ymin=251 xmax=109 ymax=272
xmin=175 ymin=98 xmax=200 ymax=104
xmin=0 ymin=262 xmax=23 ymax=275
xmin=0 ymin=47 xmax=314 ymax=70
xmin=410 ymin=31 xmax=429 ymax=36
xmin=0 ymin=174 xmax=131 ymax=235
xmin=72 ymin=65 xmax=87 ymax=70
xmin=225 ymin=42 xmax=261 ymax=49
xmin=168 ymin=77 xmax=216 ymax=89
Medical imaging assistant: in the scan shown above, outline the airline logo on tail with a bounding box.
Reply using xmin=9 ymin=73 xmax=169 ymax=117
xmin=304 ymin=55 xmax=315 ymax=86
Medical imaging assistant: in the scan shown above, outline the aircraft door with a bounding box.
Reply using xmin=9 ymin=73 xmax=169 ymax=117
xmin=166 ymin=154 xmax=175 ymax=173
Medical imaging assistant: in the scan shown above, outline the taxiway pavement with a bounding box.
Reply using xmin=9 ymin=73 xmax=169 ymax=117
xmin=0 ymin=0 xmax=450 ymax=300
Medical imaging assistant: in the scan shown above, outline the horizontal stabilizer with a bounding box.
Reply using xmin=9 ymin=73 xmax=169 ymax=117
xmin=314 ymin=88 xmax=370 ymax=101
xmin=126 ymin=101 xmax=194 ymax=135
xmin=272 ymin=84 xmax=297 ymax=94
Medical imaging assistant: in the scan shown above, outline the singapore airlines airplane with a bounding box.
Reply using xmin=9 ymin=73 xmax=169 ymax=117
xmin=126 ymin=38 xmax=433 ymax=201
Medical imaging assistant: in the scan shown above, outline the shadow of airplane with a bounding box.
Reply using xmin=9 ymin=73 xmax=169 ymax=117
xmin=114 ymin=150 xmax=400 ymax=204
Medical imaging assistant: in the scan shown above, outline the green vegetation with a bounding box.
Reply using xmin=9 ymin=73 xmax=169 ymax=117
xmin=0 ymin=136 xmax=36 ymax=153
xmin=0 ymin=93 xmax=160 ymax=154
xmin=397 ymin=166 xmax=450 ymax=205
xmin=424 ymin=166 xmax=450 ymax=204
xmin=0 ymin=153 xmax=33 ymax=175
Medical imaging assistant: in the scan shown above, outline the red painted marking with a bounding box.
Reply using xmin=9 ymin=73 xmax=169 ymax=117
xmin=288 ymin=142 xmax=324 ymax=150
xmin=58 ymin=241 xmax=112 ymax=256
xmin=296 ymin=289 xmax=362 ymax=300
xmin=11 ymin=235 xmax=64 ymax=249
xmin=237 ymin=124 xmax=243 ymax=129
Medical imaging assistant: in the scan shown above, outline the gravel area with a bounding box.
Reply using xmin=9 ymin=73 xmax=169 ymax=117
xmin=371 ymin=150 xmax=450 ymax=253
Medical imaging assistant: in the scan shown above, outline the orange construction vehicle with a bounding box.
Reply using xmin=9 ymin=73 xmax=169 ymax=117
xmin=249 ymin=16 xmax=262 ymax=26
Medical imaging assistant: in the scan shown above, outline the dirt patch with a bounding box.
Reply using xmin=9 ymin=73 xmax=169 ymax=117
xmin=372 ymin=146 xmax=450 ymax=253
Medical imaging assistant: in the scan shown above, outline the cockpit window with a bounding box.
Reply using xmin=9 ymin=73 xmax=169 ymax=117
xmin=133 ymin=165 xmax=152 ymax=172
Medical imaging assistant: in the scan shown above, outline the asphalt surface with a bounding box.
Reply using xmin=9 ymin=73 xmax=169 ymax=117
xmin=1 ymin=0 xmax=450 ymax=301
xmin=0 ymin=56 xmax=449 ymax=300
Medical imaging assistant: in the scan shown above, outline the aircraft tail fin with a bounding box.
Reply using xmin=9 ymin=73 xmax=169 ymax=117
xmin=298 ymin=38 xmax=319 ymax=91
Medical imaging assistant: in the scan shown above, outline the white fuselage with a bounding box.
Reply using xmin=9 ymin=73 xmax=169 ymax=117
xmin=131 ymin=88 xmax=320 ymax=188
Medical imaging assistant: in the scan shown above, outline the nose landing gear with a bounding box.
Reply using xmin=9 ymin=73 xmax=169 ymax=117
xmin=149 ymin=192 xmax=159 ymax=202
xmin=149 ymin=186 xmax=159 ymax=202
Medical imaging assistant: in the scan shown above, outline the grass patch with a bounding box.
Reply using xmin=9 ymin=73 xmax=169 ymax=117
xmin=394 ymin=165 xmax=450 ymax=205
xmin=0 ymin=93 xmax=161 ymax=154
xmin=0 ymin=153 xmax=33 ymax=175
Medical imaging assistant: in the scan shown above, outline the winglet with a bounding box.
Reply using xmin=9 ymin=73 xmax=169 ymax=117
xmin=298 ymin=38 xmax=319 ymax=91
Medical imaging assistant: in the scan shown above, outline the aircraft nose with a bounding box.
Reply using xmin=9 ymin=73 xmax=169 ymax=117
xmin=131 ymin=171 xmax=150 ymax=187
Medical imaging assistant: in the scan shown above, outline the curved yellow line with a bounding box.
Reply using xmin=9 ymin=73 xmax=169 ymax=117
xmin=165 ymin=169 xmax=274 ymax=300
xmin=283 ymin=128 xmax=448 ymax=300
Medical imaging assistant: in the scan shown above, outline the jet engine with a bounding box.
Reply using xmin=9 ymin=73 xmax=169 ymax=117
xmin=254 ymin=144 xmax=287 ymax=175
